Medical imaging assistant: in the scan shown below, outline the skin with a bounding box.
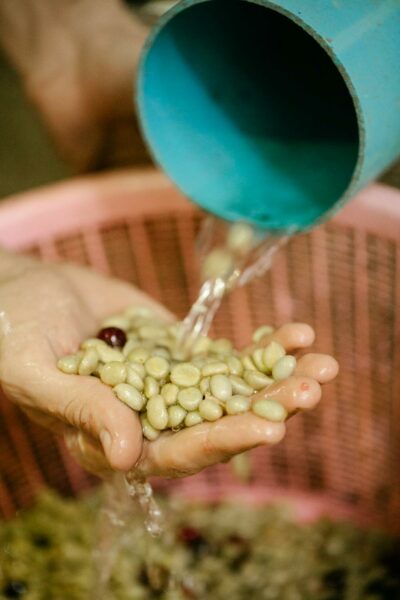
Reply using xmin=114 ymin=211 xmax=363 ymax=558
xmin=0 ymin=250 xmax=338 ymax=480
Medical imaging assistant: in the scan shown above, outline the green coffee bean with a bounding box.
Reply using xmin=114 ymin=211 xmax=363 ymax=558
xmin=171 ymin=349 xmax=188 ymax=362
xmin=210 ymin=374 xmax=232 ymax=401
xmin=146 ymin=395 xmax=169 ymax=430
xmin=97 ymin=345 xmax=124 ymax=363
xmin=229 ymin=375 xmax=254 ymax=397
xmin=145 ymin=356 xmax=170 ymax=379
xmin=114 ymin=383 xmax=146 ymax=411
xmin=161 ymin=383 xmax=179 ymax=406
xmin=167 ymin=323 xmax=180 ymax=338
xmin=138 ymin=325 xmax=168 ymax=340
xmin=57 ymin=354 xmax=81 ymax=374
xmin=252 ymin=399 xmax=287 ymax=422
xmin=226 ymin=222 xmax=255 ymax=254
xmin=81 ymin=338 xmax=106 ymax=351
xmin=170 ymin=363 xmax=201 ymax=387
xmin=122 ymin=338 xmax=141 ymax=356
xmin=154 ymin=337 xmax=175 ymax=351
xmin=263 ymin=341 xmax=286 ymax=372
xmin=252 ymin=348 xmax=267 ymax=373
xmin=226 ymin=395 xmax=251 ymax=415
xmin=99 ymin=362 xmax=127 ymax=386
xmin=144 ymin=376 xmax=159 ymax=399
xmin=151 ymin=347 xmax=171 ymax=360
xmin=177 ymin=387 xmax=202 ymax=411
xmin=192 ymin=336 xmax=212 ymax=355
xmin=272 ymin=355 xmax=297 ymax=380
xmin=127 ymin=347 xmax=151 ymax=364
xmin=126 ymin=366 xmax=144 ymax=391
xmin=252 ymin=324 xmax=274 ymax=343
xmin=225 ymin=356 xmax=243 ymax=376
xmin=199 ymin=399 xmax=223 ymax=421
xmin=202 ymin=361 xmax=229 ymax=377
xmin=199 ymin=377 xmax=211 ymax=395
xmin=193 ymin=356 xmax=207 ymax=369
xmin=167 ymin=405 xmax=187 ymax=429
xmin=184 ymin=411 xmax=204 ymax=427
xmin=140 ymin=414 xmax=160 ymax=441
xmin=127 ymin=361 xmax=146 ymax=378
xmin=78 ymin=348 xmax=99 ymax=376
xmin=243 ymin=370 xmax=274 ymax=391
xmin=212 ymin=338 xmax=233 ymax=355
xmin=241 ymin=355 xmax=257 ymax=371
xmin=201 ymin=248 xmax=234 ymax=280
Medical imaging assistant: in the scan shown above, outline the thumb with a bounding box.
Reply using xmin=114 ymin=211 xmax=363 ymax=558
xmin=45 ymin=372 xmax=143 ymax=471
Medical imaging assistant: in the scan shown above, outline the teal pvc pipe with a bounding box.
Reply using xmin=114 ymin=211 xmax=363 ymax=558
xmin=137 ymin=0 xmax=400 ymax=231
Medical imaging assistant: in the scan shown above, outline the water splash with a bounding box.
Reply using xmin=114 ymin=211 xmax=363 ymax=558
xmin=92 ymin=473 xmax=168 ymax=599
xmin=91 ymin=476 xmax=133 ymax=600
xmin=177 ymin=217 xmax=293 ymax=354
xmin=124 ymin=472 xmax=164 ymax=538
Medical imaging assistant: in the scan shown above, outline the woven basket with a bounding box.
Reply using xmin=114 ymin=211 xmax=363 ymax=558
xmin=0 ymin=168 xmax=399 ymax=533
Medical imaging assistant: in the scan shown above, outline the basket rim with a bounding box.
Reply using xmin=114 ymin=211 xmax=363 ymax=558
xmin=0 ymin=168 xmax=193 ymax=251
xmin=0 ymin=167 xmax=398 ymax=250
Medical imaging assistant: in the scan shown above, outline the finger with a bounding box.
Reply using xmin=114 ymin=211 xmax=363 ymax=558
xmin=136 ymin=414 xmax=286 ymax=478
xmin=249 ymin=323 xmax=315 ymax=353
xmin=295 ymin=354 xmax=339 ymax=383
xmin=40 ymin=369 xmax=143 ymax=472
xmin=253 ymin=376 xmax=322 ymax=414
xmin=59 ymin=375 xmax=142 ymax=472
xmin=1 ymin=318 xmax=142 ymax=472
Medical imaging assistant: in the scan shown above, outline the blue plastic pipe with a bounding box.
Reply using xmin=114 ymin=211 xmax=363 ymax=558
xmin=137 ymin=0 xmax=400 ymax=231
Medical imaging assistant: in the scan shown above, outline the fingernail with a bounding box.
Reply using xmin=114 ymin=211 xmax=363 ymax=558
xmin=100 ymin=430 xmax=113 ymax=457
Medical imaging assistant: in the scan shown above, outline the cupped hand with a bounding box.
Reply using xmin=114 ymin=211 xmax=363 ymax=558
xmin=0 ymin=251 xmax=338 ymax=480
xmin=56 ymin=294 xmax=338 ymax=479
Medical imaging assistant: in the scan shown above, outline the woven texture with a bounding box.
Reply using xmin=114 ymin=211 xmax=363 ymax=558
xmin=0 ymin=175 xmax=399 ymax=534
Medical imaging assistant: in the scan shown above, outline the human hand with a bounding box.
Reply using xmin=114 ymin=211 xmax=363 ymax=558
xmin=60 ymin=314 xmax=338 ymax=479
xmin=0 ymin=251 xmax=338 ymax=480
xmin=0 ymin=250 xmax=171 ymax=475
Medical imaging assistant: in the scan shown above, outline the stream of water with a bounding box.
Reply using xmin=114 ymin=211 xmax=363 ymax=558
xmin=176 ymin=217 xmax=292 ymax=355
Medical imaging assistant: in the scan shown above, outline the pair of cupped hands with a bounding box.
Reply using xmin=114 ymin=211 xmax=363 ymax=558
xmin=0 ymin=250 xmax=338 ymax=481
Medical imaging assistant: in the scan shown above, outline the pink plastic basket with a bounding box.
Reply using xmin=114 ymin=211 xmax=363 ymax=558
xmin=0 ymin=168 xmax=399 ymax=533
